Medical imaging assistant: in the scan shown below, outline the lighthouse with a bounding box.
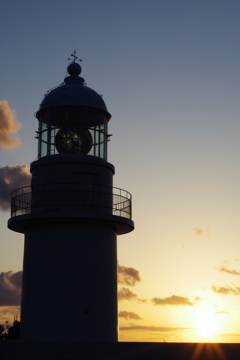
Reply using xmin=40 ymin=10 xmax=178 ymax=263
xmin=8 ymin=53 xmax=134 ymax=342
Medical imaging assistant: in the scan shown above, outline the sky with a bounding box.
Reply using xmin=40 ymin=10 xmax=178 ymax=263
xmin=1 ymin=0 xmax=240 ymax=343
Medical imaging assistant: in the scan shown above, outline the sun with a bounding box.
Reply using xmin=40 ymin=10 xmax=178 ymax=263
xmin=195 ymin=310 xmax=218 ymax=341
xmin=198 ymin=315 xmax=216 ymax=339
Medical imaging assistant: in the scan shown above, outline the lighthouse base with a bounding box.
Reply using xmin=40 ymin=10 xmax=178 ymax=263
xmin=20 ymin=222 xmax=118 ymax=342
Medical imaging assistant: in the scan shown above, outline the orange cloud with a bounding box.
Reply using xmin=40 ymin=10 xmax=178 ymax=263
xmin=212 ymin=285 xmax=240 ymax=295
xmin=215 ymin=266 xmax=240 ymax=276
xmin=0 ymin=100 xmax=21 ymax=149
xmin=118 ymin=287 xmax=147 ymax=303
xmin=118 ymin=287 xmax=138 ymax=301
xmin=118 ymin=311 xmax=142 ymax=320
xmin=118 ymin=263 xmax=141 ymax=286
xmin=0 ymin=165 xmax=31 ymax=210
xmin=191 ymin=228 xmax=203 ymax=237
xmin=151 ymin=295 xmax=195 ymax=306
xmin=215 ymin=311 xmax=230 ymax=315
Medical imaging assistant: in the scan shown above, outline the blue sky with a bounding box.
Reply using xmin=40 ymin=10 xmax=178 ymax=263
xmin=1 ymin=0 xmax=240 ymax=342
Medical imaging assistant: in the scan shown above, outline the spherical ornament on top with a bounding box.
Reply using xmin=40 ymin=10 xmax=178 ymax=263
xmin=67 ymin=62 xmax=82 ymax=76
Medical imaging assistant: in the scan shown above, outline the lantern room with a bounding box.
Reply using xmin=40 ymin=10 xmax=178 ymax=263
xmin=35 ymin=61 xmax=111 ymax=160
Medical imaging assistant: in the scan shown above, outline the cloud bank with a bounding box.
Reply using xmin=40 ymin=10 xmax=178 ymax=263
xmin=0 ymin=165 xmax=31 ymax=210
xmin=0 ymin=271 xmax=22 ymax=306
xmin=119 ymin=325 xmax=189 ymax=332
xmin=151 ymin=295 xmax=195 ymax=306
xmin=0 ymin=100 xmax=21 ymax=149
xmin=118 ymin=264 xmax=141 ymax=286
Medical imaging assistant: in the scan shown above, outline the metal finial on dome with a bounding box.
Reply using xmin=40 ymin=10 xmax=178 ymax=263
xmin=67 ymin=50 xmax=82 ymax=76
xmin=68 ymin=50 xmax=82 ymax=63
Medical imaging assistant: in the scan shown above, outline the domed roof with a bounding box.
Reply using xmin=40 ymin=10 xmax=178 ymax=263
xmin=36 ymin=62 xmax=111 ymax=120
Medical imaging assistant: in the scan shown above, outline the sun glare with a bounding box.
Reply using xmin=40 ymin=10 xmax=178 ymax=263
xmin=198 ymin=315 xmax=216 ymax=339
xmin=195 ymin=310 xmax=218 ymax=341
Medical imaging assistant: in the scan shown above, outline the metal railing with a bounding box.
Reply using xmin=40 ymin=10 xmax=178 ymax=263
xmin=11 ymin=184 xmax=132 ymax=220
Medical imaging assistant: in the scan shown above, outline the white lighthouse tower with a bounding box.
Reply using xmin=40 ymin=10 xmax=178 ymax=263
xmin=8 ymin=53 xmax=134 ymax=342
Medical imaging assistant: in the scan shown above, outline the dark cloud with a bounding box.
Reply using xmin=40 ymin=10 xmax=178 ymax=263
xmin=215 ymin=266 xmax=240 ymax=276
xmin=151 ymin=295 xmax=194 ymax=306
xmin=118 ymin=263 xmax=141 ymax=286
xmin=0 ymin=271 xmax=22 ymax=306
xmin=0 ymin=165 xmax=31 ymax=210
xmin=212 ymin=285 xmax=240 ymax=295
xmin=118 ymin=287 xmax=147 ymax=303
xmin=8 ymin=271 xmax=22 ymax=289
xmin=119 ymin=311 xmax=142 ymax=320
xmin=0 ymin=100 xmax=21 ymax=149
xmin=119 ymin=325 xmax=190 ymax=332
